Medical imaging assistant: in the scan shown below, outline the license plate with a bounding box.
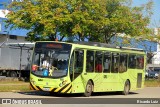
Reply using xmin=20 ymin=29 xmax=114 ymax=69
xmin=43 ymin=88 xmax=50 ymax=91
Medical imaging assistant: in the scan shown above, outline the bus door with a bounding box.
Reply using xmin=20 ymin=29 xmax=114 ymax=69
xmin=102 ymin=52 xmax=115 ymax=91
xmin=94 ymin=51 xmax=104 ymax=91
xmin=118 ymin=53 xmax=128 ymax=90
xmin=103 ymin=52 xmax=120 ymax=91
xmin=69 ymin=49 xmax=84 ymax=93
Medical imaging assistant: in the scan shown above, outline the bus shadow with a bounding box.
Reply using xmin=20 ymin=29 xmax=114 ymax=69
xmin=18 ymin=91 xmax=83 ymax=97
xmin=92 ymin=91 xmax=138 ymax=96
xmin=18 ymin=91 xmax=138 ymax=97
xmin=18 ymin=91 xmax=51 ymax=97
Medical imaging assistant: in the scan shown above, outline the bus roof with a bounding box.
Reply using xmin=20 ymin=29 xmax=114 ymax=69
xmin=73 ymin=41 xmax=144 ymax=52
xmin=36 ymin=41 xmax=144 ymax=52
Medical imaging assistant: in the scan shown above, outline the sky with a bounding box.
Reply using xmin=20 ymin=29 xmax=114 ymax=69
xmin=133 ymin=0 xmax=160 ymax=28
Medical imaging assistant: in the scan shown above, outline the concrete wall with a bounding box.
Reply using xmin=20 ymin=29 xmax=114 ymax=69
xmin=0 ymin=34 xmax=28 ymax=45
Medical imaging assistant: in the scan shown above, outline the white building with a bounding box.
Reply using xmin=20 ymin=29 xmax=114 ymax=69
xmin=0 ymin=1 xmax=29 ymax=45
xmin=0 ymin=34 xmax=29 ymax=47
xmin=151 ymin=28 xmax=160 ymax=64
xmin=151 ymin=43 xmax=160 ymax=64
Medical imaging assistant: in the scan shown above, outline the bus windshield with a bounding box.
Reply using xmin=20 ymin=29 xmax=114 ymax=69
xmin=31 ymin=42 xmax=72 ymax=78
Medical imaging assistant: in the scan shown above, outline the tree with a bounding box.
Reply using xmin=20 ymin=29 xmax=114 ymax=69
xmin=6 ymin=0 xmax=108 ymax=41
xmin=6 ymin=0 xmax=153 ymax=42
xmin=88 ymin=0 xmax=153 ymax=43
xmin=6 ymin=0 xmax=71 ymax=41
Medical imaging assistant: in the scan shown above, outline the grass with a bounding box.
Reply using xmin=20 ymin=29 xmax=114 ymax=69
xmin=144 ymin=79 xmax=160 ymax=87
xmin=0 ymin=85 xmax=30 ymax=92
xmin=0 ymin=79 xmax=30 ymax=92
xmin=0 ymin=78 xmax=160 ymax=92
xmin=0 ymin=81 xmax=28 ymax=84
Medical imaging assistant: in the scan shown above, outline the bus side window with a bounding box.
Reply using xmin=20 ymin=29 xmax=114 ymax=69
xmin=86 ymin=50 xmax=94 ymax=72
xmin=103 ymin=52 xmax=111 ymax=73
xmin=119 ymin=53 xmax=128 ymax=73
xmin=128 ymin=54 xmax=136 ymax=69
xmin=95 ymin=51 xmax=103 ymax=73
xmin=111 ymin=53 xmax=119 ymax=73
xmin=136 ymin=55 xmax=144 ymax=69
xmin=74 ymin=50 xmax=84 ymax=73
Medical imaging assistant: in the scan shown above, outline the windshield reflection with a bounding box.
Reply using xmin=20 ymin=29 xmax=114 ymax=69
xmin=32 ymin=46 xmax=71 ymax=78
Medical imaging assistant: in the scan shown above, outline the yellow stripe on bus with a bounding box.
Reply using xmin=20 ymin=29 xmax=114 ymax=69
xmin=67 ymin=89 xmax=71 ymax=93
xmin=30 ymin=85 xmax=34 ymax=90
xmin=54 ymin=87 xmax=61 ymax=92
xmin=50 ymin=88 xmax=54 ymax=91
xmin=61 ymin=84 xmax=71 ymax=93
xmin=30 ymin=82 xmax=39 ymax=90
xmin=39 ymin=86 xmax=44 ymax=90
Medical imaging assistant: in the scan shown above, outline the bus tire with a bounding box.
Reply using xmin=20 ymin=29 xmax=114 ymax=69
xmin=122 ymin=80 xmax=130 ymax=95
xmin=6 ymin=71 xmax=10 ymax=77
xmin=10 ymin=71 xmax=17 ymax=77
xmin=84 ymin=80 xmax=93 ymax=97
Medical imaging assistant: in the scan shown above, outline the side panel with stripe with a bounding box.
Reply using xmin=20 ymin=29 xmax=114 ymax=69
xmin=30 ymin=82 xmax=39 ymax=90
xmin=50 ymin=83 xmax=72 ymax=93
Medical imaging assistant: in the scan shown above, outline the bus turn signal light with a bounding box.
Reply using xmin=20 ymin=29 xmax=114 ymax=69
xmin=32 ymin=65 xmax=38 ymax=71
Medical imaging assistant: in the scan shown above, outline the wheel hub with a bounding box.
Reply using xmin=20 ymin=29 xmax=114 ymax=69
xmin=87 ymin=84 xmax=92 ymax=92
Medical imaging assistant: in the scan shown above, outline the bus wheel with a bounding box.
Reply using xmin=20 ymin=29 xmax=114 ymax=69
xmin=84 ymin=80 xmax=93 ymax=97
xmin=10 ymin=71 xmax=17 ymax=77
xmin=6 ymin=71 xmax=10 ymax=77
xmin=122 ymin=80 xmax=130 ymax=95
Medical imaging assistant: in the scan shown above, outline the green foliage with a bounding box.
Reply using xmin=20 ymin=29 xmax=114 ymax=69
xmin=100 ymin=0 xmax=153 ymax=43
xmin=6 ymin=0 xmax=153 ymax=42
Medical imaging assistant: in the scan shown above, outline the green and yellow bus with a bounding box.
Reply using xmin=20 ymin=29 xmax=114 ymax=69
xmin=30 ymin=41 xmax=146 ymax=97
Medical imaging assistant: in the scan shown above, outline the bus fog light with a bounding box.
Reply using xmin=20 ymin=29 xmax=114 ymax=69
xmin=59 ymin=83 xmax=62 ymax=87
xmin=32 ymin=81 xmax=36 ymax=85
xmin=62 ymin=80 xmax=67 ymax=85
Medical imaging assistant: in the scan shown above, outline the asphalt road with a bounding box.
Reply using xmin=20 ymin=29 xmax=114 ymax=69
xmin=0 ymin=87 xmax=160 ymax=98
xmin=0 ymin=87 xmax=160 ymax=107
